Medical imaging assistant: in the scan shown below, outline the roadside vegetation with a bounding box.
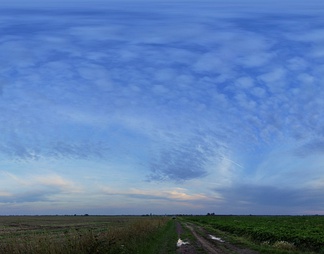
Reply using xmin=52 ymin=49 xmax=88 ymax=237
xmin=0 ymin=215 xmax=177 ymax=254
xmin=182 ymin=215 xmax=324 ymax=254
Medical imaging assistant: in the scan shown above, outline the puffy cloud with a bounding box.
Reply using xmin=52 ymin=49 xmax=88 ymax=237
xmin=258 ymin=68 xmax=286 ymax=86
xmin=235 ymin=76 xmax=255 ymax=89
xmin=287 ymin=57 xmax=309 ymax=71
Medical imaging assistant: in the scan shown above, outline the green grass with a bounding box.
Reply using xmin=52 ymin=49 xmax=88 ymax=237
xmin=181 ymin=215 xmax=324 ymax=254
xmin=136 ymin=219 xmax=178 ymax=254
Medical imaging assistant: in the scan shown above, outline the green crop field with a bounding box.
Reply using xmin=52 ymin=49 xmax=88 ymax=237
xmin=183 ymin=215 xmax=324 ymax=253
xmin=0 ymin=215 xmax=177 ymax=254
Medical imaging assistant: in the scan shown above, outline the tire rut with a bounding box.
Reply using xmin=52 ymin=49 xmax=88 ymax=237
xmin=177 ymin=221 xmax=259 ymax=254
xmin=185 ymin=224 xmax=223 ymax=254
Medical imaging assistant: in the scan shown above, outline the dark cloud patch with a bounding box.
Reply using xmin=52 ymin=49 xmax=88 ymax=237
xmin=294 ymin=139 xmax=324 ymax=157
xmin=0 ymin=188 xmax=58 ymax=203
xmin=48 ymin=141 xmax=109 ymax=159
xmin=215 ymin=184 xmax=324 ymax=210
xmin=106 ymin=192 xmax=172 ymax=201
xmin=0 ymin=140 xmax=109 ymax=161
xmin=125 ymin=193 xmax=168 ymax=201
xmin=148 ymin=149 xmax=208 ymax=182
xmin=147 ymin=136 xmax=220 ymax=182
xmin=0 ymin=80 xmax=6 ymax=95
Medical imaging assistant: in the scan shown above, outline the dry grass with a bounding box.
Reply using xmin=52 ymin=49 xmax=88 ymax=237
xmin=0 ymin=216 xmax=171 ymax=254
xmin=272 ymin=240 xmax=296 ymax=251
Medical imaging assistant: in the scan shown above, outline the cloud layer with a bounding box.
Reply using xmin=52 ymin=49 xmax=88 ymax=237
xmin=0 ymin=1 xmax=324 ymax=214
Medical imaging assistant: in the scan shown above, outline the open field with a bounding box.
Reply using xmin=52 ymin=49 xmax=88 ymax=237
xmin=0 ymin=215 xmax=177 ymax=254
xmin=1 ymin=215 xmax=323 ymax=254
xmin=181 ymin=215 xmax=324 ymax=253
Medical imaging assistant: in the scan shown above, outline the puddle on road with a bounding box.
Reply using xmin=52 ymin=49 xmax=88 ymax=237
xmin=209 ymin=234 xmax=225 ymax=242
xmin=177 ymin=238 xmax=190 ymax=247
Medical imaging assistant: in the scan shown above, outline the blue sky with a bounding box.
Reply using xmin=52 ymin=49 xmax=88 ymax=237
xmin=1 ymin=0 xmax=324 ymax=215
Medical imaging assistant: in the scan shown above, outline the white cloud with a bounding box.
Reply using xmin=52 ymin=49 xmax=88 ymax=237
xmin=101 ymin=186 xmax=211 ymax=202
xmin=0 ymin=171 xmax=83 ymax=204
xmin=0 ymin=40 xmax=35 ymax=68
xmin=310 ymin=46 xmax=324 ymax=58
xmin=237 ymin=53 xmax=274 ymax=68
xmin=235 ymin=76 xmax=254 ymax=89
xmin=234 ymin=92 xmax=257 ymax=110
xmin=0 ymin=192 xmax=12 ymax=197
xmin=293 ymin=29 xmax=324 ymax=42
xmin=34 ymin=175 xmax=82 ymax=193
xmin=193 ymin=53 xmax=226 ymax=73
xmin=287 ymin=57 xmax=309 ymax=71
xmin=152 ymin=84 xmax=169 ymax=94
xmin=297 ymin=73 xmax=315 ymax=85
xmin=204 ymin=155 xmax=242 ymax=189
xmin=251 ymin=86 xmax=267 ymax=98
xmin=69 ymin=25 xmax=124 ymax=41
xmin=258 ymin=68 xmax=286 ymax=84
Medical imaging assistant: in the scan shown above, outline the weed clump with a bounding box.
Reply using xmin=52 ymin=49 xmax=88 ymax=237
xmin=272 ymin=240 xmax=295 ymax=251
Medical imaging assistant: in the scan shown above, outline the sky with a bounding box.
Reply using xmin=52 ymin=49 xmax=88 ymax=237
xmin=0 ymin=0 xmax=324 ymax=215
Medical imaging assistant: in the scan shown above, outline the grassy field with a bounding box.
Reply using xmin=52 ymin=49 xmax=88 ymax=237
xmin=2 ymin=215 xmax=323 ymax=254
xmin=182 ymin=215 xmax=324 ymax=254
xmin=0 ymin=215 xmax=177 ymax=254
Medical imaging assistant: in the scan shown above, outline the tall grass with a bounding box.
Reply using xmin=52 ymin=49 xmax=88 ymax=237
xmin=0 ymin=216 xmax=173 ymax=254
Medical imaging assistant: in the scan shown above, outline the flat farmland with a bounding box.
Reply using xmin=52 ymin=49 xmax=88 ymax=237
xmin=182 ymin=215 xmax=324 ymax=253
xmin=2 ymin=215 xmax=323 ymax=254
xmin=0 ymin=215 xmax=177 ymax=254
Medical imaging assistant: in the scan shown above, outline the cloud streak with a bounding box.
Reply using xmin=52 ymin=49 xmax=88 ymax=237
xmin=0 ymin=171 xmax=82 ymax=203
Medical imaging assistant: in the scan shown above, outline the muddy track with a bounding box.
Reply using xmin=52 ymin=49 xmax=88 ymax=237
xmin=176 ymin=221 xmax=259 ymax=254
xmin=176 ymin=221 xmax=197 ymax=254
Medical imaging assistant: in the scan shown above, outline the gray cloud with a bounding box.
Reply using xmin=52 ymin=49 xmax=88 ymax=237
xmin=215 ymin=184 xmax=324 ymax=212
xmin=148 ymin=147 xmax=208 ymax=182
xmin=0 ymin=140 xmax=109 ymax=161
xmin=48 ymin=141 xmax=109 ymax=159
xmin=0 ymin=191 xmax=49 ymax=204
xmin=147 ymin=133 xmax=224 ymax=182
xmin=0 ymin=186 xmax=61 ymax=204
xmin=295 ymin=140 xmax=324 ymax=157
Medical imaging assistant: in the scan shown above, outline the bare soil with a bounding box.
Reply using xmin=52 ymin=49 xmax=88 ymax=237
xmin=176 ymin=221 xmax=197 ymax=254
xmin=176 ymin=221 xmax=259 ymax=254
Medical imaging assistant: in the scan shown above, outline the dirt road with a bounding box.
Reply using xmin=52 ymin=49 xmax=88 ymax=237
xmin=176 ymin=221 xmax=259 ymax=254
